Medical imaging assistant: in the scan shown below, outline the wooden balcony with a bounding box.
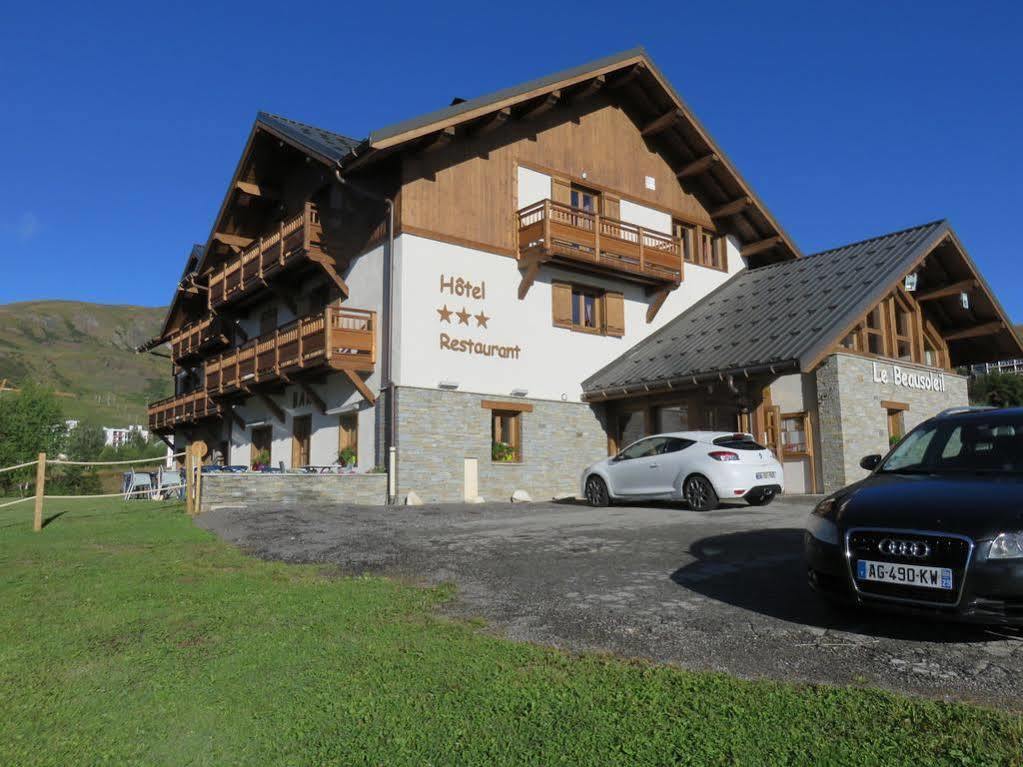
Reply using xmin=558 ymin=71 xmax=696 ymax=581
xmin=168 ymin=316 xmax=231 ymax=361
xmin=207 ymin=202 xmax=325 ymax=310
xmin=205 ymin=306 xmax=376 ymax=395
xmin=516 ymin=200 xmax=683 ymax=284
xmin=148 ymin=389 xmax=221 ymax=432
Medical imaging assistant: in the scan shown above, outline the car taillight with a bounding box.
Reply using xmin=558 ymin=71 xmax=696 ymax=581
xmin=708 ymin=450 xmax=739 ymax=462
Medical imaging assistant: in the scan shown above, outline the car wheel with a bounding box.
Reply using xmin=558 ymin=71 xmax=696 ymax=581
xmin=584 ymin=475 xmax=611 ymax=507
xmin=746 ymin=492 xmax=775 ymax=507
xmin=683 ymin=475 xmax=719 ymax=511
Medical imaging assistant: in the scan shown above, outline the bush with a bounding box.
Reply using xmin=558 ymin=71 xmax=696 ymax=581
xmin=969 ymin=371 xmax=1023 ymax=408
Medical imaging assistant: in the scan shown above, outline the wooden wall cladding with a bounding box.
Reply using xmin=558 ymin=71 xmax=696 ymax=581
xmin=399 ymin=96 xmax=714 ymax=255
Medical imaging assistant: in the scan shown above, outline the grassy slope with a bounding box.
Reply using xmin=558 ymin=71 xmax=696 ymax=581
xmin=0 ymin=500 xmax=1020 ymax=766
xmin=0 ymin=300 xmax=170 ymax=425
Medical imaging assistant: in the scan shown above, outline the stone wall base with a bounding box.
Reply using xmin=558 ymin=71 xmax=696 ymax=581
xmin=199 ymin=473 xmax=388 ymax=513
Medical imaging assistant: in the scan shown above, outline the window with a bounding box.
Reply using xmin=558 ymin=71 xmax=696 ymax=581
xmin=618 ymin=437 xmax=667 ymax=460
xmin=675 ymin=221 xmax=695 ymax=263
xmin=923 ymin=324 xmax=947 ymax=369
xmin=552 ymin=282 xmax=624 ymax=337
xmin=338 ymin=412 xmax=358 ymax=466
xmin=491 ymin=410 xmax=521 ymax=462
xmin=892 ymin=294 xmax=917 ymax=362
xmin=303 ymin=285 xmax=331 ymax=315
xmin=780 ymin=412 xmax=810 ymax=456
xmin=864 ymin=305 xmax=886 ymax=356
xmin=570 ymin=184 xmax=601 ymax=214
xmin=675 ymin=222 xmax=725 ymax=270
xmin=657 ymin=405 xmax=689 ymax=433
xmin=884 ymin=401 xmax=908 ymax=447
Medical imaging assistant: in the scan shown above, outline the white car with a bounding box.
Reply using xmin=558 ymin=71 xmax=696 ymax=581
xmin=580 ymin=431 xmax=784 ymax=511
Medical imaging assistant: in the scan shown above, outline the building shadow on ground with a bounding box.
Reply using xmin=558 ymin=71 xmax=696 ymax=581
xmin=671 ymin=528 xmax=1008 ymax=643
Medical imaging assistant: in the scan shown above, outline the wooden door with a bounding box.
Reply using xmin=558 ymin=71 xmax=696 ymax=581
xmin=291 ymin=415 xmax=312 ymax=468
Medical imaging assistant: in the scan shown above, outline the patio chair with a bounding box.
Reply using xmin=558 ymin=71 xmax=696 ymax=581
xmin=157 ymin=468 xmax=184 ymax=500
xmin=124 ymin=470 xmax=154 ymax=501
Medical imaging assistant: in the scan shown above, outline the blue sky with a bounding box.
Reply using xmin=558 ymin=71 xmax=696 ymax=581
xmin=1 ymin=1 xmax=1020 ymax=319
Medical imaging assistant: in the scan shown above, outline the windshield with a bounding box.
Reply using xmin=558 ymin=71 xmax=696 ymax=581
xmin=712 ymin=434 xmax=766 ymax=451
xmin=879 ymin=413 xmax=1023 ymax=475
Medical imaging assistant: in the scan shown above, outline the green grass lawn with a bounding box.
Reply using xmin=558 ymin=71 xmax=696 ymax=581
xmin=1 ymin=500 xmax=1020 ymax=766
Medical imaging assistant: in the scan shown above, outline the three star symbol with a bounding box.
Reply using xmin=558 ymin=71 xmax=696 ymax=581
xmin=438 ymin=304 xmax=489 ymax=328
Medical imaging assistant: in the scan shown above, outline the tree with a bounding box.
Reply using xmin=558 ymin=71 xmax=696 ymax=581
xmin=0 ymin=382 xmax=65 ymax=491
xmin=66 ymin=423 xmax=105 ymax=460
xmin=969 ymin=372 xmax=1023 ymax=408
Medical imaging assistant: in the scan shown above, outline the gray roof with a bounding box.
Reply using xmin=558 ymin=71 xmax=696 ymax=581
xmin=369 ymin=47 xmax=646 ymax=144
xmin=583 ymin=220 xmax=951 ymax=396
xmin=257 ymin=112 xmax=362 ymax=163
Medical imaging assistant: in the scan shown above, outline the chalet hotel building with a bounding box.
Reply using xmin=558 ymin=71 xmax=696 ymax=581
xmin=144 ymin=48 xmax=1021 ymax=501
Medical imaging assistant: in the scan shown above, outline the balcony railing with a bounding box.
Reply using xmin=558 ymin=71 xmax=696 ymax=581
xmin=207 ymin=202 xmax=324 ymax=309
xmin=168 ymin=316 xmax=230 ymax=361
xmin=516 ymin=199 xmax=683 ymax=284
xmin=205 ymin=306 xmax=376 ymax=395
xmin=147 ymin=389 xmax=221 ymax=432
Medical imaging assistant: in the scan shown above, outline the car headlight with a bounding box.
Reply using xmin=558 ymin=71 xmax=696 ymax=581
xmin=812 ymin=497 xmax=837 ymax=517
xmin=805 ymin=514 xmax=840 ymax=545
xmin=988 ymin=532 xmax=1023 ymax=560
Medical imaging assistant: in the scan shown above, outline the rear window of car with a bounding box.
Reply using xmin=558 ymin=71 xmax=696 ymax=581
xmin=712 ymin=434 xmax=766 ymax=451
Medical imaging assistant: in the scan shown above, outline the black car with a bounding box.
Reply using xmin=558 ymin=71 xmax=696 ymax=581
xmin=805 ymin=406 xmax=1023 ymax=625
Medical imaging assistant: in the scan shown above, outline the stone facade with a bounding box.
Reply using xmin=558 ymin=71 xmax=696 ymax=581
xmin=815 ymin=352 xmax=968 ymax=493
xmin=395 ymin=385 xmax=610 ymax=503
xmin=199 ymin=472 xmax=388 ymax=513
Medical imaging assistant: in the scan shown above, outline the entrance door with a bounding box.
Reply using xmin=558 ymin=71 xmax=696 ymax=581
xmin=291 ymin=415 xmax=312 ymax=468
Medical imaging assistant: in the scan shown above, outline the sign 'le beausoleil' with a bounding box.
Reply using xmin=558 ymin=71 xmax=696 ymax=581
xmin=871 ymin=361 xmax=946 ymax=393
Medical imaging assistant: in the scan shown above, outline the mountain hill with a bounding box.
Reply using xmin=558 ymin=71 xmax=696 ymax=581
xmin=0 ymin=301 xmax=170 ymax=425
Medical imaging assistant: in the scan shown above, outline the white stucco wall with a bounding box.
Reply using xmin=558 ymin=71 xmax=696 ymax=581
xmin=618 ymin=198 xmax=671 ymax=234
xmin=394 ymin=233 xmax=742 ymax=402
xmin=517 ymin=166 xmax=551 ymax=209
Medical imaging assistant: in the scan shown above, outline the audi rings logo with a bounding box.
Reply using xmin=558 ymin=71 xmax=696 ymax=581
xmin=879 ymin=538 xmax=931 ymax=558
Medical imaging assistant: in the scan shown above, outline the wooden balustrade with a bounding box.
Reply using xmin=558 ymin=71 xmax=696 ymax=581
xmin=168 ymin=316 xmax=230 ymax=360
xmin=147 ymin=389 xmax=221 ymax=432
xmin=207 ymin=202 xmax=323 ymax=309
xmin=516 ymin=199 xmax=682 ymax=283
xmin=204 ymin=306 xmax=375 ymax=395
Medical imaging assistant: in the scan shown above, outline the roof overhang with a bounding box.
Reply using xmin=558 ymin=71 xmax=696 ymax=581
xmin=339 ymin=47 xmax=801 ymax=265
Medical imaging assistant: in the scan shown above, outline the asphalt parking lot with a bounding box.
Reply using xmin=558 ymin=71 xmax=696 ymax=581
xmin=198 ymin=495 xmax=1023 ymax=708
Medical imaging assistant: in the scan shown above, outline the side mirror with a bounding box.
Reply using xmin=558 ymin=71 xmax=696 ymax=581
xmin=859 ymin=454 xmax=882 ymax=472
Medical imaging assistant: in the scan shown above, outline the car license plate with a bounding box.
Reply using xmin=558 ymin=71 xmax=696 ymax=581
xmin=856 ymin=559 xmax=953 ymax=590
xmin=755 ymin=471 xmax=775 ymax=480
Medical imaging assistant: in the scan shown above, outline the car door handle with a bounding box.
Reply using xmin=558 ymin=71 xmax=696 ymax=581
xmin=648 ymin=463 xmax=659 ymax=468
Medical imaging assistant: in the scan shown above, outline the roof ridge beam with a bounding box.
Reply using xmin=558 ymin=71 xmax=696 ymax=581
xmin=608 ymin=62 xmax=647 ymax=89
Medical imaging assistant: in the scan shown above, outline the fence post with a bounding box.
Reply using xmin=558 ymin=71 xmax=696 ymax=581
xmin=184 ymin=448 xmax=194 ymax=515
xmin=33 ymin=452 xmax=46 ymax=532
xmin=193 ymin=444 xmax=203 ymax=516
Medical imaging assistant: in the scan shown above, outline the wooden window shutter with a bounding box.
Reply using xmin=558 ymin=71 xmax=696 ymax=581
xmin=551 ymin=177 xmax=571 ymax=204
xmin=552 ymin=282 xmax=573 ymax=327
xmin=603 ymin=292 xmax=625 ymax=337
xmin=603 ymin=194 xmax=621 ymax=220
